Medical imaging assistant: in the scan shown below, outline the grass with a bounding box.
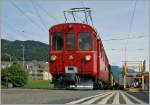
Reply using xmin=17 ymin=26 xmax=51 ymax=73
xmin=1 ymin=85 xmax=6 ymax=89
xmin=23 ymin=80 xmax=54 ymax=89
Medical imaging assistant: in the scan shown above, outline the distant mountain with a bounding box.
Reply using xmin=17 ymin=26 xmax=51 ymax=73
xmin=111 ymin=66 xmax=121 ymax=82
xmin=1 ymin=39 xmax=49 ymax=61
xmin=111 ymin=65 xmax=138 ymax=84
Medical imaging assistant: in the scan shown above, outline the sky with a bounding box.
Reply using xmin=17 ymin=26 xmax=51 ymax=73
xmin=0 ymin=0 xmax=149 ymax=71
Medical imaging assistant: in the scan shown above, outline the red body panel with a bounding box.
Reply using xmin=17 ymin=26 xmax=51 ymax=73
xmin=49 ymin=23 xmax=110 ymax=84
xmin=50 ymin=51 xmax=97 ymax=75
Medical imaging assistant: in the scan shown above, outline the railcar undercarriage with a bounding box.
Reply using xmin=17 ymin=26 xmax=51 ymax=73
xmin=52 ymin=74 xmax=106 ymax=90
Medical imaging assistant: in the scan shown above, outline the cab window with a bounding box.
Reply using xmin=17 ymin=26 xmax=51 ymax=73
xmin=78 ymin=32 xmax=91 ymax=50
xmin=52 ymin=33 xmax=63 ymax=50
xmin=66 ymin=33 xmax=75 ymax=50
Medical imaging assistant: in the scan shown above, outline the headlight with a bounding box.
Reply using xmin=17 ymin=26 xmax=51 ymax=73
xmin=85 ymin=55 xmax=91 ymax=61
xmin=50 ymin=55 xmax=56 ymax=61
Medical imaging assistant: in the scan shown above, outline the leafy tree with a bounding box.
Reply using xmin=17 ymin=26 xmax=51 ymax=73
xmin=1 ymin=67 xmax=10 ymax=87
xmin=1 ymin=53 xmax=17 ymax=61
xmin=1 ymin=62 xmax=28 ymax=87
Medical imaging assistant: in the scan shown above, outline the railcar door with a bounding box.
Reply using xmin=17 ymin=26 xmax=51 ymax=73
xmin=63 ymin=33 xmax=78 ymax=74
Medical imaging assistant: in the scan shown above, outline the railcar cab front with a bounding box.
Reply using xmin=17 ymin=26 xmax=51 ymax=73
xmin=49 ymin=23 xmax=98 ymax=83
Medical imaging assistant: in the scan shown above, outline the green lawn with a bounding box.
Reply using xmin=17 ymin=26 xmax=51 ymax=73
xmin=23 ymin=80 xmax=54 ymax=89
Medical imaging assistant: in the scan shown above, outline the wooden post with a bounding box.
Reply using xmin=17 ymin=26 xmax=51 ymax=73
xmin=123 ymin=62 xmax=127 ymax=90
xmin=142 ymin=74 xmax=144 ymax=91
xmin=124 ymin=75 xmax=126 ymax=89
xmin=111 ymin=74 xmax=114 ymax=87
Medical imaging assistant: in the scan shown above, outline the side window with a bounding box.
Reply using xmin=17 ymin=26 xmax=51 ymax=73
xmin=52 ymin=33 xmax=63 ymax=50
xmin=101 ymin=46 xmax=103 ymax=58
xmin=102 ymin=51 xmax=103 ymax=60
xmin=101 ymin=46 xmax=104 ymax=61
xmin=103 ymin=52 xmax=105 ymax=61
xmin=94 ymin=36 xmax=97 ymax=51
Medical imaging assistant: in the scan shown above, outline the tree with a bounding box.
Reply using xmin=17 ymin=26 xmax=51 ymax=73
xmin=1 ymin=62 xmax=28 ymax=87
xmin=1 ymin=67 xmax=10 ymax=87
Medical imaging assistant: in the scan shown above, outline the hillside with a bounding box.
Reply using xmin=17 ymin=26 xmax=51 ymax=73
xmin=1 ymin=39 xmax=49 ymax=61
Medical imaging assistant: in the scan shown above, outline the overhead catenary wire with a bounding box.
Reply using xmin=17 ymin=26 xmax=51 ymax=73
xmin=106 ymin=48 xmax=146 ymax=51
xmin=2 ymin=17 xmax=39 ymax=40
xmin=35 ymin=1 xmax=59 ymax=23
xmin=102 ymin=35 xmax=148 ymax=41
xmin=31 ymin=0 xmax=47 ymax=31
xmin=9 ymin=0 xmax=45 ymax=32
xmin=2 ymin=21 xmax=28 ymax=40
xmin=124 ymin=0 xmax=137 ymax=60
xmin=80 ymin=0 xmax=94 ymax=26
xmin=4 ymin=24 xmax=33 ymax=40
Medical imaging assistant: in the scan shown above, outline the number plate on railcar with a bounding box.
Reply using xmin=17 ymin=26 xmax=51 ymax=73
xmin=65 ymin=66 xmax=77 ymax=73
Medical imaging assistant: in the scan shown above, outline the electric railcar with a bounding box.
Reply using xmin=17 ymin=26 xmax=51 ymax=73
xmin=49 ymin=23 xmax=112 ymax=89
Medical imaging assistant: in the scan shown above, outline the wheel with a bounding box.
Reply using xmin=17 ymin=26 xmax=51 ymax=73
xmin=53 ymin=77 xmax=67 ymax=89
xmin=98 ymin=80 xmax=104 ymax=90
xmin=93 ymin=82 xmax=98 ymax=90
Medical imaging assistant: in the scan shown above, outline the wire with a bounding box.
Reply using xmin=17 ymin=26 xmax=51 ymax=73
xmin=3 ymin=23 xmax=32 ymax=40
xmin=10 ymin=0 xmax=45 ymax=32
xmin=102 ymin=35 xmax=148 ymax=41
xmin=124 ymin=0 xmax=137 ymax=60
xmin=35 ymin=1 xmax=59 ymax=23
xmin=80 ymin=1 xmax=94 ymax=26
xmin=3 ymin=18 xmax=38 ymax=39
xmin=107 ymin=48 xmax=146 ymax=51
xmin=31 ymin=0 xmax=47 ymax=31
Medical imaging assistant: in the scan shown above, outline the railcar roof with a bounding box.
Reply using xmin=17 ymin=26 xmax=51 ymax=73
xmin=49 ymin=22 xmax=100 ymax=40
xmin=49 ymin=23 xmax=94 ymax=30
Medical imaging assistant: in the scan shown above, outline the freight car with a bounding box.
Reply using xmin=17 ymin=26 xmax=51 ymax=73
xmin=49 ymin=8 xmax=113 ymax=89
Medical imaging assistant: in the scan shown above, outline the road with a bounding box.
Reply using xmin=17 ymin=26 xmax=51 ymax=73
xmin=1 ymin=89 xmax=149 ymax=104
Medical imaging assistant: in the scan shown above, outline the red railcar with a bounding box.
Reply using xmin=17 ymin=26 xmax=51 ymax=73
xmin=49 ymin=23 xmax=111 ymax=89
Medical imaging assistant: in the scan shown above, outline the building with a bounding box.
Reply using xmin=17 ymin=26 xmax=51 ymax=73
xmin=1 ymin=61 xmax=52 ymax=81
xmin=1 ymin=61 xmax=12 ymax=69
xmin=22 ymin=61 xmax=52 ymax=80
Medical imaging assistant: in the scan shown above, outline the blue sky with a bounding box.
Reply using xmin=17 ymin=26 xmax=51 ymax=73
xmin=1 ymin=0 xmax=149 ymax=71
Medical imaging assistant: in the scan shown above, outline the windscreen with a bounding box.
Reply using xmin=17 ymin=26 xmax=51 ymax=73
xmin=78 ymin=32 xmax=91 ymax=50
xmin=66 ymin=33 xmax=75 ymax=50
xmin=52 ymin=33 xmax=63 ymax=50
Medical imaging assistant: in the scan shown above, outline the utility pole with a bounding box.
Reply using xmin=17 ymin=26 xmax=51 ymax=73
xmin=7 ymin=53 xmax=11 ymax=65
xmin=21 ymin=44 xmax=25 ymax=68
xmin=8 ymin=54 xmax=11 ymax=67
xmin=4 ymin=48 xmax=11 ymax=65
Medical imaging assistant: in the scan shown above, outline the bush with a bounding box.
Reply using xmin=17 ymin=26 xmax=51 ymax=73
xmin=1 ymin=67 xmax=10 ymax=87
xmin=1 ymin=62 xmax=28 ymax=87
